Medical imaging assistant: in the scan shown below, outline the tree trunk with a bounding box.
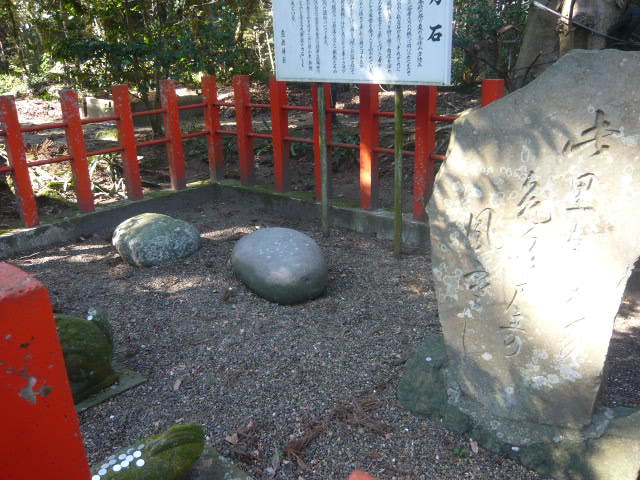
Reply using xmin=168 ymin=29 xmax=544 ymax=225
xmin=559 ymin=0 xmax=620 ymax=53
xmin=512 ymin=0 xmax=560 ymax=89
xmin=513 ymin=0 xmax=625 ymax=89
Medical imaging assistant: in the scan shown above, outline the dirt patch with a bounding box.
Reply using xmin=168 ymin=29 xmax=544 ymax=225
xmin=7 ymin=198 xmax=639 ymax=480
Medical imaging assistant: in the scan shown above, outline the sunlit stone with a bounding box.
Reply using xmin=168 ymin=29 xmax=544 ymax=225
xmin=428 ymin=49 xmax=640 ymax=429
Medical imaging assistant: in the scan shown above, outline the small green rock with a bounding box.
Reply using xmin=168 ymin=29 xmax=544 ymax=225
xmin=112 ymin=213 xmax=201 ymax=267
xmin=92 ymin=424 xmax=206 ymax=480
xmin=55 ymin=310 xmax=119 ymax=404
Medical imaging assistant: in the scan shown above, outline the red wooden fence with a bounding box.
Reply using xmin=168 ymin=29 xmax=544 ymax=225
xmin=0 ymin=77 xmax=505 ymax=228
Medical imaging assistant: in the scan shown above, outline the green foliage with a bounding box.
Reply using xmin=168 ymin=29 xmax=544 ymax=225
xmin=1 ymin=0 xmax=274 ymax=96
xmin=453 ymin=0 xmax=529 ymax=84
xmin=453 ymin=447 xmax=469 ymax=458
xmin=0 ymin=74 xmax=29 ymax=97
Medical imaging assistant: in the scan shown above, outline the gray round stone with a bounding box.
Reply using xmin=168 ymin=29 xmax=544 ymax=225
xmin=231 ymin=227 xmax=328 ymax=304
xmin=112 ymin=213 xmax=200 ymax=267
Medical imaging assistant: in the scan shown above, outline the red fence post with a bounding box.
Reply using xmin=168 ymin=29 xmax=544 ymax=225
xmin=358 ymin=83 xmax=380 ymax=210
xmin=482 ymin=79 xmax=506 ymax=106
xmin=60 ymin=89 xmax=95 ymax=213
xmin=112 ymin=84 xmax=144 ymax=201
xmin=413 ymin=85 xmax=438 ymax=221
xmin=160 ymin=80 xmax=187 ymax=190
xmin=270 ymin=77 xmax=290 ymax=193
xmin=233 ymin=75 xmax=255 ymax=186
xmin=0 ymin=263 xmax=92 ymax=479
xmin=202 ymin=76 xmax=224 ymax=181
xmin=312 ymin=83 xmax=332 ymax=200
xmin=0 ymin=96 xmax=39 ymax=227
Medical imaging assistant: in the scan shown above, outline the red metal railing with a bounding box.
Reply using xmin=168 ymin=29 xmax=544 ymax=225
xmin=0 ymin=76 xmax=505 ymax=228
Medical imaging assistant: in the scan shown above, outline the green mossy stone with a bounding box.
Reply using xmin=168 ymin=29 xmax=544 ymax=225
xmin=112 ymin=213 xmax=201 ymax=267
xmin=55 ymin=310 xmax=119 ymax=404
xmin=92 ymin=424 xmax=206 ymax=480
xmin=189 ymin=445 xmax=254 ymax=480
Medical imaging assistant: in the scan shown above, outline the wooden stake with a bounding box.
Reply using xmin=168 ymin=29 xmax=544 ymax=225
xmin=318 ymin=84 xmax=330 ymax=237
xmin=394 ymin=85 xmax=404 ymax=256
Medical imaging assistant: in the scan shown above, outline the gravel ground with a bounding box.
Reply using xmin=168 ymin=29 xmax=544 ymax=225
xmin=7 ymin=200 xmax=639 ymax=480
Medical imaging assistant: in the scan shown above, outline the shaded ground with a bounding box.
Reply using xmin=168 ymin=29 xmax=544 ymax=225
xmin=0 ymin=83 xmax=477 ymax=230
xmin=6 ymin=198 xmax=640 ymax=480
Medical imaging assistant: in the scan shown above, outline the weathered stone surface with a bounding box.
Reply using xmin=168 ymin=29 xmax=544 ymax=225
xmin=55 ymin=309 xmax=119 ymax=404
xmin=231 ymin=227 xmax=328 ymax=304
xmin=91 ymin=423 xmax=205 ymax=479
xmin=189 ymin=445 xmax=254 ymax=480
xmin=399 ymin=335 xmax=640 ymax=480
xmin=112 ymin=213 xmax=200 ymax=267
xmin=397 ymin=335 xmax=472 ymax=434
xmin=428 ymin=49 xmax=640 ymax=429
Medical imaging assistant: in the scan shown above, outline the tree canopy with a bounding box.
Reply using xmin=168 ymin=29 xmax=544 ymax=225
xmin=0 ymin=0 xmax=637 ymax=97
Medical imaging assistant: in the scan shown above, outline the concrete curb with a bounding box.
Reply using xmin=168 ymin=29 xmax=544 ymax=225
xmin=0 ymin=181 xmax=429 ymax=260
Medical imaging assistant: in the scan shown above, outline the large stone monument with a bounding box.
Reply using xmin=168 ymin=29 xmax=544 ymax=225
xmin=400 ymin=49 xmax=640 ymax=480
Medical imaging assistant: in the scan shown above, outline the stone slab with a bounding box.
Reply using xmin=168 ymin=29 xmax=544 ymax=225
xmin=428 ymin=49 xmax=640 ymax=428
xmin=399 ymin=334 xmax=640 ymax=480
xmin=76 ymin=366 xmax=146 ymax=413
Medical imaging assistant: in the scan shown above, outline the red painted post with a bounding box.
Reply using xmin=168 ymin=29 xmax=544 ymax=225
xmin=270 ymin=77 xmax=290 ymax=193
xmin=60 ymin=89 xmax=95 ymax=213
xmin=413 ymin=86 xmax=438 ymax=221
xmin=233 ymin=75 xmax=255 ymax=186
xmin=202 ymin=76 xmax=224 ymax=181
xmin=0 ymin=96 xmax=39 ymax=227
xmin=348 ymin=471 xmax=377 ymax=480
xmin=112 ymin=85 xmax=144 ymax=201
xmin=312 ymin=83 xmax=332 ymax=200
xmin=0 ymin=263 xmax=92 ymax=479
xmin=482 ymin=79 xmax=506 ymax=106
xmin=160 ymin=80 xmax=187 ymax=190
xmin=358 ymin=83 xmax=380 ymax=210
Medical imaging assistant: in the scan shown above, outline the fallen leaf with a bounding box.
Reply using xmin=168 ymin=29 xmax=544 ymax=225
xmin=173 ymin=378 xmax=183 ymax=391
xmin=225 ymin=433 xmax=239 ymax=445
xmin=470 ymin=439 xmax=479 ymax=455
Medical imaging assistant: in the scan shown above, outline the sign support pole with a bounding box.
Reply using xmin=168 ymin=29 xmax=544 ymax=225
xmin=394 ymin=85 xmax=404 ymax=256
xmin=318 ymin=83 xmax=330 ymax=237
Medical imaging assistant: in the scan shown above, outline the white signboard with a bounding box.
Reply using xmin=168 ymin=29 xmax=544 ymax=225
xmin=272 ymin=0 xmax=454 ymax=85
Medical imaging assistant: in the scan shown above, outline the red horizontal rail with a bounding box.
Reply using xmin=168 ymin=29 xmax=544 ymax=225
xmin=137 ymin=137 xmax=170 ymax=148
xmin=179 ymin=103 xmax=206 ymax=111
xmin=283 ymin=105 xmax=313 ymax=112
xmin=28 ymin=155 xmax=73 ymax=168
xmin=375 ymin=111 xmax=416 ymax=119
xmin=327 ymin=107 xmax=359 ymax=115
xmin=285 ymin=136 xmax=314 ymax=145
xmin=248 ymin=132 xmax=272 ymax=140
xmin=21 ymin=121 xmax=67 ymax=133
xmin=329 ymin=141 xmax=359 ymax=150
xmin=132 ymin=108 xmax=165 ymax=118
xmin=217 ymin=101 xmax=235 ymax=108
xmin=432 ymin=115 xmax=457 ymax=122
xmin=246 ymin=103 xmax=271 ymax=109
xmin=182 ymin=130 xmax=209 ymax=140
xmin=431 ymin=153 xmax=446 ymax=161
xmin=374 ymin=146 xmax=416 ymax=157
